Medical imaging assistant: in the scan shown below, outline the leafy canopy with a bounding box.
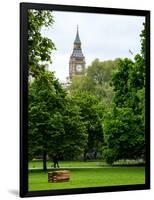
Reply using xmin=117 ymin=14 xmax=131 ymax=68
xmin=28 ymin=10 xmax=56 ymax=77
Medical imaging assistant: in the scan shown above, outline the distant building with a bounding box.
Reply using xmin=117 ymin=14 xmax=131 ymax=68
xmin=69 ymin=26 xmax=86 ymax=80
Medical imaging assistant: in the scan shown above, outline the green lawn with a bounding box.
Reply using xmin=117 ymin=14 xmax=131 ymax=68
xmin=29 ymin=160 xmax=144 ymax=169
xmin=29 ymin=167 xmax=145 ymax=191
xmin=29 ymin=160 xmax=105 ymax=169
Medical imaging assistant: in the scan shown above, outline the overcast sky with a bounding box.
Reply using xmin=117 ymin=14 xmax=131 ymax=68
xmin=41 ymin=11 xmax=145 ymax=82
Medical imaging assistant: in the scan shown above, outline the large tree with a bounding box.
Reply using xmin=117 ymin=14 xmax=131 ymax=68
xmin=112 ymin=55 xmax=145 ymax=114
xmin=28 ymin=71 xmax=65 ymax=170
xmin=103 ymin=107 xmax=145 ymax=164
xmin=28 ymin=10 xmax=56 ymax=77
xmin=29 ymin=71 xmax=87 ymax=170
xmin=103 ymin=24 xmax=146 ymax=164
xmin=71 ymin=92 xmax=104 ymax=160
xmin=59 ymin=96 xmax=87 ymax=160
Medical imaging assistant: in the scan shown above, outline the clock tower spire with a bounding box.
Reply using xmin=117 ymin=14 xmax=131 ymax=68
xmin=69 ymin=26 xmax=85 ymax=79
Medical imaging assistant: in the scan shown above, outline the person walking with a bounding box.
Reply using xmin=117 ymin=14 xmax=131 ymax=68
xmin=52 ymin=154 xmax=59 ymax=168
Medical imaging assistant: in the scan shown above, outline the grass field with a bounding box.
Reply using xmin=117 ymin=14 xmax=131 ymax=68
xmin=29 ymin=160 xmax=104 ymax=169
xmin=29 ymin=160 xmax=144 ymax=169
xmin=28 ymin=167 xmax=145 ymax=191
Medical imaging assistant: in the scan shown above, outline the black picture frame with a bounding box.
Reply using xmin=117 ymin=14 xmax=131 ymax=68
xmin=20 ymin=2 xmax=150 ymax=198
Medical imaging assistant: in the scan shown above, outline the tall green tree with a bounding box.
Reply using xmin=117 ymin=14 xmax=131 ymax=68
xmin=103 ymin=107 xmax=145 ymax=164
xmin=28 ymin=71 xmax=65 ymax=170
xmin=103 ymin=24 xmax=146 ymax=164
xmin=72 ymin=92 xmax=104 ymax=160
xmin=29 ymin=72 xmax=87 ymax=170
xmin=60 ymin=97 xmax=87 ymax=160
xmin=28 ymin=10 xmax=56 ymax=77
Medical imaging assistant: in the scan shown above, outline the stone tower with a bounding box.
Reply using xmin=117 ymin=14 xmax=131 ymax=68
xmin=69 ymin=26 xmax=85 ymax=79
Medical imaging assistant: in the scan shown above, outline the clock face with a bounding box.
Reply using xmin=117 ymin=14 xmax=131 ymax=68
xmin=76 ymin=64 xmax=82 ymax=72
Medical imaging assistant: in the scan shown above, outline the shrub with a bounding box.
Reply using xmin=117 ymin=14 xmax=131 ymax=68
xmin=102 ymin=147 xmax=117 ymax=165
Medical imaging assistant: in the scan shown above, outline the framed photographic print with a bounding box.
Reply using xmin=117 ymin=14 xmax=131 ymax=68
xmin=20 ymin=2 xmax=150 ymax=197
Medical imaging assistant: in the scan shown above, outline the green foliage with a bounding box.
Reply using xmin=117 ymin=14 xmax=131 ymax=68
xmin=103 ymin=107 xmax=145 ymax=162
xmin=103 ymin=23 xmax=146 ymax=163
xmin=68 ymin=59 xmax=118 ymax=159
xmin=102 ymin=147 xmax=117 ymax=165
xmin=28 ymin=71 xmax=87 ymax=163
xmin=87 ymin=58 xmax=119 ymax=85
xmin=129 ymin=54 xmax=145 ymax=90
xmin=28 ymin=10 xmax=146 ymax=168
xmin=28 ymin=71 xmax=65 ymax=160
xmin=140 ymin=23 xmax=146 ymax=58
xmin=50 ymin=96 xmax=87 ymax=160
xmin=69 ymin=58 xmax=119 ymax=106
xmin=71 ymin=92 xmax=104 ymax=159
xmin=112 ymin=54 xmax=145 ymax=114
xmin=28 ymin=10 xmax=56 ymax=77
xmin=28 ymin=10 xmax=88 ymax=167
xmin=112 ymin=58 xmax=134 ymax=107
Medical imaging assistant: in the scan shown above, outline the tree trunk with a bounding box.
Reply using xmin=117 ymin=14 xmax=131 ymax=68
xmin=43 ymin=150 xmax=47 ymax=171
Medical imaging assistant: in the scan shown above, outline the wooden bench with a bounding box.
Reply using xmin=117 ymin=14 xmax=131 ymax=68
xmin=48 ymin=170 xmax=70 ymax=183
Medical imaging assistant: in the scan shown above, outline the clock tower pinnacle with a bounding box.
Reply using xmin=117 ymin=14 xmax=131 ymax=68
xmin=69 ymin=26 xmax=86 ymax=79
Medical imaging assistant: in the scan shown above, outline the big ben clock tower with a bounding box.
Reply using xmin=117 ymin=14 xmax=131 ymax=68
xmin=69 ymin=26 xmax=86 ymax=79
